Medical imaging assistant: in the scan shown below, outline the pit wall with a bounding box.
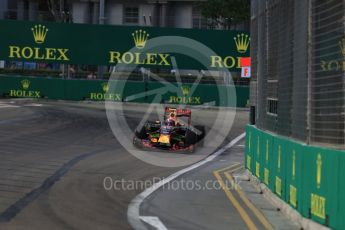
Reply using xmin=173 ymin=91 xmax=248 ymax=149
xmin=0 ymin=75 xmax=249 ymax=107
xmin=245 ymin=125 xmax=345 ymax=230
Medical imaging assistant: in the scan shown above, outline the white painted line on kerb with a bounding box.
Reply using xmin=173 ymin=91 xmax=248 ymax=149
xmin=140 ymin=216 xmax=168 ymax=230
xmin=127 ymin=132 xmax=246 ymax=230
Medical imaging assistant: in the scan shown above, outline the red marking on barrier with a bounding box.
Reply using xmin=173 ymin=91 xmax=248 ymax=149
xmin=240 ymin=57 xmax=251 ymax=67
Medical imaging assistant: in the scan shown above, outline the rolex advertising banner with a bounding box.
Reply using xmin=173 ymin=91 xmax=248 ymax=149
xmin=245 ymin=125 xmax=253 ymax=171
xmin=0 ymin=74 xmax=64 ymax=99
xmin=271 ymin=136 xmax=288 ymax=200
xmin=260 ymin=130 xmax=274 ymax=190
xmin=340 ymin=154 xmax=345 ymax=229
xmin=0 ymin=75 xmax=249 ymax=107
xmin=284 ymin=141 xmax=303 ymax=213
xmin=246 ymin=125 xmax=258 ymax=173
xmin=0 ymin=20 xmax=250 ymax=70
xmin=301 ymin=147 xmax=339 ymax=227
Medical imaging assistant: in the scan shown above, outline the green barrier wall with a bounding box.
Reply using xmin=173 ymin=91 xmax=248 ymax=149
xmin=285 ymin=141 xmax=303 ymax=213
xmin=302 ymin=147 xmax=339 ymax=227
xmin=253 ymin=129 xmax=262 ymax=181
xmin=272 ymin=136 xmax=288 ymax=199
xmin=340 ymin=154 xmax=345 ymax=229
xmin=64 ymin=79 xmax=105 ymax=101
xmin=0 ymin=76 xmax=65 ymax=99
xmin=245 ymin=125 xmax=253 ymax=172
xmin=245 ymin=125 xmax=345 ymax=230
xmin=0 ymin=75 xmax=249 ymax=107
xmin=261 ymin=130 xmax=274 ymax=190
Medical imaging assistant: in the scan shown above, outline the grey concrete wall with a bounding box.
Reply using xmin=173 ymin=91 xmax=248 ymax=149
xmin=106 ymin=2 xmax=123 ymax=25
xmin=171 ymin=3 xmax=193 ymax=28
xmin=0 ymin=0 xmax=8 ymax=19
xmin=70 ymin=0 xmax=195 ymax=28
xmin=72 ymin=2 xmax=90 ymax=23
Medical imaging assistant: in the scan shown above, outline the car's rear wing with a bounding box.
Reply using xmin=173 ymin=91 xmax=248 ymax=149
xmin=164 ymin=107 xmax=192 ymax=126
xmin=164 ymin=107 xmax=191 ymax=118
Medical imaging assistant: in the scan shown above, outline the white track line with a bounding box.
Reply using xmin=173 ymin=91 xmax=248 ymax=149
xmin=0 ymin=104 xmax=19 ymax=108
xmin=127 ymin=132 xmax=246 ymax=230
xmin=24 ymin=103 xmax=43 ymax=107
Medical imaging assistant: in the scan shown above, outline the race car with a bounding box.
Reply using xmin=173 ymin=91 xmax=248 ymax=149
xmin=133 ymin=107 xmax=205 ymax=152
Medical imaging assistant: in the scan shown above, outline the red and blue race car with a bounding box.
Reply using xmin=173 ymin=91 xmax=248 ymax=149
xmin=133 ymin=107 xmax=205 ymax=152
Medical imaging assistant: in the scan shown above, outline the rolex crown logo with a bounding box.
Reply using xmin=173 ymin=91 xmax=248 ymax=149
xmin=102 ymin=83 xmax=109 ymax=93
xmin=181 ymin=86 xmax=190 ymax=96
xmin=31 ymin=24 xmax=48 ymax=44
xmin=234 ymin=33 xmax=250 ymax=53
xmin=132 ymin=30 xmax=149 ymax=49
xmin=339 ymin=38 xmax=345 ymax=57
xmin=316 ymin=153 xmax=322 ymax=188
xmin=21 ymin=79 xmax=30 ymax=90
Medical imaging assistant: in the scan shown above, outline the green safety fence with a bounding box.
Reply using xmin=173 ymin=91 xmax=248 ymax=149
xmin=245 ymin=125 xmax=345 ymax=229
xmin=0 ymin=75 xmax=249 ymax=107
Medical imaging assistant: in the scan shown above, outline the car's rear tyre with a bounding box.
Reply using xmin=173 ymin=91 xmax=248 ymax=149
xmin=194 ymin=125 xmax=205 ymax=146
xmin=135 ymin=125 xmax=148 ymax=139
xmin=185 ymin=129 xmax=197 ymax=146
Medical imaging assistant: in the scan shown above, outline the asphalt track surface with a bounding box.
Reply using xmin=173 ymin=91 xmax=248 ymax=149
xmin=0 ymin=100 xmax=251 ymax=230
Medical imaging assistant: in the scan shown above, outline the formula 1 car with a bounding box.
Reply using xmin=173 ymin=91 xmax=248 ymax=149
xmin=133 ymin=107 xmax=205 ymax=152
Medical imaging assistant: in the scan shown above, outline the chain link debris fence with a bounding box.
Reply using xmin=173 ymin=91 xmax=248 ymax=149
xmin=251 ymin=0 xmax=344 ymax=148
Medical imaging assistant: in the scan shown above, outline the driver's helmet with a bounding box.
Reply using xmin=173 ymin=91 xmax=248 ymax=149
xmin=165 ymin=118 xmax=175 ymax=127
